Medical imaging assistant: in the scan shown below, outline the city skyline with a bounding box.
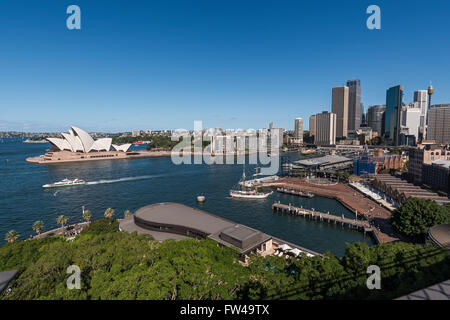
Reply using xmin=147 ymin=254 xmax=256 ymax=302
xmin=1 ymin=0 xmax=450 ymax=132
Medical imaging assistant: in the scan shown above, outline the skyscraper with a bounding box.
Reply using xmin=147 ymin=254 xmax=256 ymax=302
xmin=414 ymin=90 xmax=428 ymax=131
xmin=401 ymin=104 xmax=421 ymax=143
xmin=347 ymin=79 xmax=361 ymax=132
xmin=367 ymin=105 xmax=386 ymax=136
xmin=332 ymin=86 xmax=349 ymax=138
xmin=360 ymin=103 xmax=365 ymax=126
xmin=314 ymin=111 xmax=337 ymax=146
xmin=309 ymin=115 xmax=316 ymax=138
xmin=427 ymin=104 xmax=450 ymax=144
xmin=385 ymin=85 xmax=403 ymax=146
xmin=293 ymin=118 xmax=303 ymax=145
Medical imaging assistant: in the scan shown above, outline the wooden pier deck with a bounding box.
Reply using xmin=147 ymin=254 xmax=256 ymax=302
xmin=277 ymin=187 xmax=314 ymax=198
xmin=272 ymin=202 xmax=374 ymax=234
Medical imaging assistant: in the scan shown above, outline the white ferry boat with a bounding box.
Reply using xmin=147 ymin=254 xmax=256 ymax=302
xmin=42 ymin=178 xmax=86 ymax=188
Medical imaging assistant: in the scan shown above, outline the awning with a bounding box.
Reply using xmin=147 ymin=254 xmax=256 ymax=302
xmin=279 ymin=244 xmax=293 ymax=251
xmin=289 ymin=248 xmax=302 ymax=257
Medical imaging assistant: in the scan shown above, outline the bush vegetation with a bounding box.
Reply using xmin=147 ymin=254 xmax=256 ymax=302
xmin=391 ymin=198 xmax=450 ymax=237
xmin=1 ymin=218 xmax=449 ymax=300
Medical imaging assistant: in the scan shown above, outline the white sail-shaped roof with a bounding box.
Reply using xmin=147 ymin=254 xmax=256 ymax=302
xmin=71 ymin=126 xmax=94 ymax=152
xmin=46 ymin=126 xmax=129 ymax=153
xmin=47 ymin=138 xmax=73 ymax=152
xmin=112 ymin=144 xmax=132 ymax=152
xmin=88 ymin=138 xmax=112 ymax=152
xmin=61 ymin=132 xmax=84 ymax=152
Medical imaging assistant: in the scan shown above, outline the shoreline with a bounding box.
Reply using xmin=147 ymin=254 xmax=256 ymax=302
xmin=259 ymin=177 xmax=403 ymax=244
xmin=26 ymin=150 xmax=263 ymax=164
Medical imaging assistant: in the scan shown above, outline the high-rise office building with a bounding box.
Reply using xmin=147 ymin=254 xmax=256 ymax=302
xmin=367 ymin=105 xmax=386 ymax=136
xmin=385 ymin=85 xmax=403 ymax=146
xmin=414 ymin=90 xmax=428 ymax=135
xmin=293 ymin=118 xmax=303 ymax=145
xmin=332 ymin=86 xmax=349 ymax=138
xmin=309 ymin=115 xmax=316 ymax=138
xmin=360 ymin=103 xmax=365 ymax=127
xmin=401 ymin=104 xmax=421 ymax=143
xmin=314 ymin=111 xmax=337 ymax=146
xmin=427 ymin=104 xmax=450 ymax=144
xmin=347 ymin=79 xmax=362 ymax=132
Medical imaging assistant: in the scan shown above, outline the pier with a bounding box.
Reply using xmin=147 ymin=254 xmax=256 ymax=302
xmin=272 ymin=202 xmax=373 ymax=235
xmin=277 ymin=187 xmax=314 ymax=198
xmin=259 ymin=177 xmax=402 ymax=244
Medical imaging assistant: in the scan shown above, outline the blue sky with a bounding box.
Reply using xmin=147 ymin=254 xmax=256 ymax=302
xmin=1 ymin=0 xmax=449 ymax=132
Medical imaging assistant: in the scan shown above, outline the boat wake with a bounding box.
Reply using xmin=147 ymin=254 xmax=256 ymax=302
xmin=86 ymin=175 xmax=159 ymax=185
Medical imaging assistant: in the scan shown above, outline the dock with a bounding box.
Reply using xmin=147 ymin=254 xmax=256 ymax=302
xmin=272 ymin=202 xmax=374 ymax=234
xmin=277 ymin=187 xmax=314 ymax=198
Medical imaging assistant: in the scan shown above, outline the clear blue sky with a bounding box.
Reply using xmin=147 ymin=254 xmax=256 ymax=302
xmin=1 ymin=0 xmax=449 ymax=132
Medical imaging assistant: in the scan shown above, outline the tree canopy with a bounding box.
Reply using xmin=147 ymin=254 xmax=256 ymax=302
xmin=391 ymin=198 xmax=450 ymax=237
xmin=1 ymin=218 xmax=449 ymax=300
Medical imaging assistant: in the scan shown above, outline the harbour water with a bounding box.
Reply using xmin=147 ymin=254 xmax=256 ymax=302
xmin=0 ymin=139 xmax=374 ymax=256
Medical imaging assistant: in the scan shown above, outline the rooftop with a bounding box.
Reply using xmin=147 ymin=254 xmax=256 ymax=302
xmin=295 ymin=155 xmax=352 ymax=167
xmin=120 ymin=202 xmax=273 ymax=255
xmin=428 ymin=224 xmax=450 ymax=249
xmin=430 ymin=160 xmax=450 ymax=169
xmin=0 ymin=270 xmax=18 ymax=293
xmin=134 ymin=202 xmax=234 ymax=235
xmin=397 ymin=279 xmax=450 ymax=300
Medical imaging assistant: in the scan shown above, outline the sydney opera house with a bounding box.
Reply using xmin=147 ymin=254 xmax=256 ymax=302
xmin=26 ymin=126 xmax=134 ymax=164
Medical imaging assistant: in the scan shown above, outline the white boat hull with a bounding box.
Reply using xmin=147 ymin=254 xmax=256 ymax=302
xmin=230 ymin=190 xmax=273 ymax=199
xmin=43 ymin=179 xmax=86 ymax=188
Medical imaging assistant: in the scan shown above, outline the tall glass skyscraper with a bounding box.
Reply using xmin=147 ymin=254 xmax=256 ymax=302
xmin=385 ymin=85 xmax=403 ymax=146
xmin=346 ymin=79 xmax=361 ymax=132
xmin=367 ymin=105 xmax=386 ymax=136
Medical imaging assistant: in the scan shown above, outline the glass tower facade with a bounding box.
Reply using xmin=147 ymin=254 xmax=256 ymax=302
xmin=384 ymin=85 xmax=403 ymax=146
xmin=347 ymin=79 xmax=361 ymax=132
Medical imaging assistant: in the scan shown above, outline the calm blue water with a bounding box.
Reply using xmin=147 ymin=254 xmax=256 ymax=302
xmin=0 ymin=139 xmax=373 ymax=256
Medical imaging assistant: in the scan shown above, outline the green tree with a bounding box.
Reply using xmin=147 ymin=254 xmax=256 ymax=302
xmin=391 ymin=198 xmax=450 ymax=237
xmin=5 ymin=230 xmax=19 ymax=243
xmin=124 ymin=210 xmax=132 ymax=218
xmin=82 ymin=210 xmax=92 ymax=223
xmin=104 ymin=208 xmax=115 ymax=219
xmin=32 ymin=221 xmax=45 ymax=235
xmin=56 ymin=215 xmax=68 ymax=230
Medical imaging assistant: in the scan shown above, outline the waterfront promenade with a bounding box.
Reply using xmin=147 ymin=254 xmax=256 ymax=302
xmin=31 ymin=221 xmax=89 ymax=240
xmin=260 ymin=177 xmax=401 ymax=244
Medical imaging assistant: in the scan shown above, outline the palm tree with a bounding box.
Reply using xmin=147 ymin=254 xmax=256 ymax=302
xmin=5 ymin=230 xmax=19 ymax=243
xmin=32 ymin=220 xmax=45 ymax=235
xmin=82 ymin=210 xmax=92 ymax=223
xmin=124 ymin=210 xmax=132 ymax=218
xmin=104 ymin=208 xmax=115 ymax=219
xmin=57 ymin=215 xmax=68 ymax=230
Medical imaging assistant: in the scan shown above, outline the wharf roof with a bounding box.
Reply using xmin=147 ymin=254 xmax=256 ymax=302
xmin=125 ymin=203 xmax=273 ymax=254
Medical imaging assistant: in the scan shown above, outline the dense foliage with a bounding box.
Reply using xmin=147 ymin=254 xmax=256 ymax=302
xmin=1 ymin=219 xmax=449 ymax=300
xmin=391 ymin=198 xmax=450 ymax=237
xmin=146 ymin=136 xmax=180 ymax=150
xmin=112 ymin=135 xmax=152 ymax=144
